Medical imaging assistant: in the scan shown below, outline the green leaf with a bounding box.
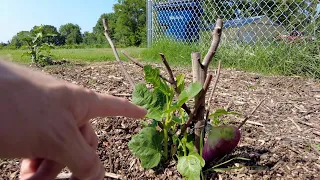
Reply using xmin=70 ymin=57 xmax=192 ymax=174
xmin=140 ymin=119 xmax=158 ymax=128
xmin=132 ymin=83 xmax=153 ymax=107
xmin=128 ymin=127 xmax=163 ymax=169
xmin=210 ymin=109 xmax=240 ymax=126
xmin=177 ymin=82 xmax=202 ymax=106
xmin=143 ymin=65 xmax=172 ymax=96
xmin=33 ymin=32 xmax=43 ymax=43
xmin=132 ymin=83 xmax=166 ymax=121
xmin=176 ymin=74 xmax=185 ymax=93
xmin=172 ymin=116 xmax=183 ymax=124
xmin=314 ymin=144 xmax=320 ymax=151
xmin=177 ymin=153 xmax=205 ymax=180
xmin=210 ymin=109 xmax=240 ymax=118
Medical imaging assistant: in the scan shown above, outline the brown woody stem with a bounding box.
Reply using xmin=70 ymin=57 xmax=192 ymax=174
xmin=121 ymin=50 xmax=172 ymax=84
xmin=202 ymin=19 xmax=223 ymax=68
xmin=160 ymin=53 xmax=176 ymax=87
xmin=102 ymin=18 xmax=135 ymax=89
xmin=121 ymin=50 xmax=144 ymax=68
xmin=181 ymin=74 xmax=213 ymax=134
xmin=122 ymin=50 xmax=191 ymax=115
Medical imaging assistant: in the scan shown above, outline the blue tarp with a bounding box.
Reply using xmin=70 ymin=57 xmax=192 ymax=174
xmin=153 ymin=0 xmax=203 ymax=42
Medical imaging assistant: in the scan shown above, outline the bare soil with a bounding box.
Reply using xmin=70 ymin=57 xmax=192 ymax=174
xmin=1 ymin=61 xmax=319 ymax=180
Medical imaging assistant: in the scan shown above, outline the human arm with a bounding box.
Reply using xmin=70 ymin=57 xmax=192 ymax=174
xmin=0 ymin=59 xmax=146 ymax=179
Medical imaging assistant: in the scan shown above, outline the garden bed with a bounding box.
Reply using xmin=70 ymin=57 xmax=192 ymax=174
xmin=1 ymin=61 xmax=320 ymax=179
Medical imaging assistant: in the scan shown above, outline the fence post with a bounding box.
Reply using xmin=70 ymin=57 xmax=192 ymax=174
xmin=147 ymin=0 xmax=153 ymax=48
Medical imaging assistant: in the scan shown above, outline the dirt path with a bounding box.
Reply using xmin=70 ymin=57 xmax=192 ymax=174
xmin=1 ymin=61 xmax=319 ymax=180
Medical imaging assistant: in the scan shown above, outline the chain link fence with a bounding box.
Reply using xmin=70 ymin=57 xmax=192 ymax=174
xmin=147 ymin=0 xmax=320 ymax=51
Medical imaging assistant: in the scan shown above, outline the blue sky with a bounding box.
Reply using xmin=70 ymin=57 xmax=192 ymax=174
xmin=0 ymin=0 xmax=118 ymax=42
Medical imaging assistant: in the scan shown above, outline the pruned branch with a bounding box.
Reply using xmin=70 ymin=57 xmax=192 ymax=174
xmin=160 ymin=53 xmax=175 ymax=86
xmin=121 ymin=50 xmax=171 ymax=84
xmin=102 ymin=18 xmax=135 ymax=89
xmin=122 ymin=50 xmax=191 ymax=115
xmin=159 ymin=53 xmax=192 ymax=114
xmin=181 ymin=74 xmax=213 ymax=134
xmin=238 ymin=97 xmax=266 ymax=129
xmin=122 ymin=50 xmax=144 ymax=68
xmin=202 ymin=18 xmax=223 ymax=68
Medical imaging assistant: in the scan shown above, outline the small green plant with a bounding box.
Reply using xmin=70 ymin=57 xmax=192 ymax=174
xmin=21 ymin=25 xmax=56 ymax=66
xmin=127 ymin=64 xmax=256 ymax=179
xmin=129 ymin=65 xmax=205 ymax=178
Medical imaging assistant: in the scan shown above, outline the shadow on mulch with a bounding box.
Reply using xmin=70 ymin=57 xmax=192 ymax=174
xmin=205 ymin=146 xmax=272 ymax=170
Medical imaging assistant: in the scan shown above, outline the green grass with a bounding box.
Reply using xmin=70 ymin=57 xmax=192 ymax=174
xmin=140 ymin=39 xmax=320 ymax=79
xmin=1 ymin=38 xmax=319 ymax=79
xmin=0 ymin=47 xmax=146 ymax=64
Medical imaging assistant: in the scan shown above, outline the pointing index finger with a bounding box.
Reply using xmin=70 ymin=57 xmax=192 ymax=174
xmin=86 ymin=90 xmax=147 ymax=120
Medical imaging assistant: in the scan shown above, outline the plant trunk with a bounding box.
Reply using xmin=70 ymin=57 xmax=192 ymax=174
xmin=191 ymin=52 xmax=206 ymax=153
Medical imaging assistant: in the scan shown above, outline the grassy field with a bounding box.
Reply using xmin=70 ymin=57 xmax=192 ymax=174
xmin=0 ymin=47 xmax=146 ymax=64
xmin=1 ymin=39 xmax=319 ymax=79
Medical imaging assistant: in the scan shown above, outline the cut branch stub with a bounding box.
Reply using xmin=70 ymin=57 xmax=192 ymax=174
xmin=191 ymin=52 xmax=206 ymax=153
xmin=181 ymin=73 xmax=213 ymax=138
xmin=202 ymin=18 xmax=223 ymax=69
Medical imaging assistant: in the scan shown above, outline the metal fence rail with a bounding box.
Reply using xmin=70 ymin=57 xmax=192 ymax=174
xmin=147 ymin=0 xmax=320 ymax=50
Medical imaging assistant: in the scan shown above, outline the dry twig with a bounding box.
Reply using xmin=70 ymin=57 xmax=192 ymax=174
xmin=121 ymin=50 xmax=144 ymax=68
xmin=203 ymin=60 xmax=221 ymax=144
xmin=112 ymin=93 xmax=132 ymax=97
xmin=298 ymin=121 xmax=320 ymax=129
xmin=238 ymin=97 xmax=266 ymax=129
xmin=56 ymin=172 xmax=122 ymax=179
xmin=102 ymin=18 xmax=135 ymax=89
xmin=206 ymin=61 xmax=222 ymax=109
xmin=205 ymin=60 xmax=222 ymax=121
xmin=245 ymin=120 xmax=264 ymax=127
xmin=313 ymin=131 xmax=320 ymax=137
xmin=289 ymin=118 xmax=302 ymax=131
xmin=121 ymin=50 xmax=171 ymax=83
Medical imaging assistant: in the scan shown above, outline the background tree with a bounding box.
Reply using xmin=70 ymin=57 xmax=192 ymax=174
xmin=83 ymin=31 xmax=98 ymax=45
xmin=264 ymin=0 xmax=316 ymax=31
xmin=9 ymin=31 xmax=31 ymax=48
xmin=93 ymin=13 xmax=117 ymax=45
xmin=30 ymin=25 xmax=64 ymax=46
xmin=59 ymin=23 xmax=83 ymax=44
xmin=113 ymin=0 xmax=146 ymax=47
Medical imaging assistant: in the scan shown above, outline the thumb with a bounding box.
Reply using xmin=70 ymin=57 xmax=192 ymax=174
xmin=55 ymin=125 xmax=104 ymax=180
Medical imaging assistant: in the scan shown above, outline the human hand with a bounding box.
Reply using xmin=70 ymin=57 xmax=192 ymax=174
xmin=0 ymin=60 xmax=147 ymax=180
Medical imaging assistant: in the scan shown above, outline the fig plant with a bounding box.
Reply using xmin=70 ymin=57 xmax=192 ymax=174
xmin=102 ymin=17 xmax=264 ymax=179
